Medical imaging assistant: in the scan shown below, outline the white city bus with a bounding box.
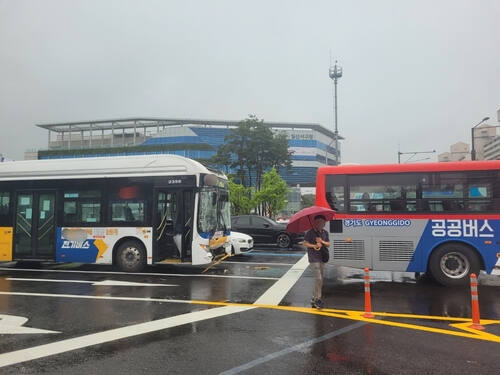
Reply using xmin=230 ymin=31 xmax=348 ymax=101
xmin=0 ymin=155 xmax=231 ymax=271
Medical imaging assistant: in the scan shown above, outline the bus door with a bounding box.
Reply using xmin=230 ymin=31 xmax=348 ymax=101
xmin=154 ymin=189 xmax=194 ymax=262
xmin=14 ymin=191 xmax=56 ymax=259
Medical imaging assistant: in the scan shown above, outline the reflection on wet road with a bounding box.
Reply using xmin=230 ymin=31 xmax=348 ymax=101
xmin=0 ymin=248 xmax=499 ymax=374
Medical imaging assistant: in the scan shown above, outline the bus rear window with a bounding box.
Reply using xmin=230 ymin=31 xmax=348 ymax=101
xmin=325 ymin=175 xmax=346 ymax=212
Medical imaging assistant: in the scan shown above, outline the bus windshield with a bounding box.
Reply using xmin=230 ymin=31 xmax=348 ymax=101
xmin=198 ymin=187 xmax=231 ymax=234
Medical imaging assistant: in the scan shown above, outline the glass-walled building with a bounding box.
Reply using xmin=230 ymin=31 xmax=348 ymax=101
xmin=31 ymin=117 xmax=343 ymax=187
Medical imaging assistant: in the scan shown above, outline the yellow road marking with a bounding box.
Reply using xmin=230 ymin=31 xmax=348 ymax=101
xmin=190 ymin=300 xmax=500 ymax=343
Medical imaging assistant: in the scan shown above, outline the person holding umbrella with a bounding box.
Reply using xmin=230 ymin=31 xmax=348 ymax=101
xmin=302 ymin=215 xmax=330 ymax=308
xmin=286 ymin=206 xmax=335 ymax=309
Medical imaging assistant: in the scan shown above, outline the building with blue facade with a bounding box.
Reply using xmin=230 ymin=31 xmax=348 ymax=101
xmin=33 ymin=118 xmax=342 ymax=187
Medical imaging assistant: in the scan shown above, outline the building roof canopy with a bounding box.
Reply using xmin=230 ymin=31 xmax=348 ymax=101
xmin=37 ymin=117 xmax=344 ymax=140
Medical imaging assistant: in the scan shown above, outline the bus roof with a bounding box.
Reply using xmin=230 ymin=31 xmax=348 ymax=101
xmin=0 ymin=154 xmax=221 ymax=181
xmin=318 ymin=160 xmax=500 ymax=175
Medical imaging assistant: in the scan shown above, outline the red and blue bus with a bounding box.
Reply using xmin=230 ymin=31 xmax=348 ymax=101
xmin=316 ymin=161 xmax=500 ymax=285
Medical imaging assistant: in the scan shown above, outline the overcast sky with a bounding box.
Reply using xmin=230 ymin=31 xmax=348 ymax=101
xmin=1 ymin=0 xmax=499 ymax=163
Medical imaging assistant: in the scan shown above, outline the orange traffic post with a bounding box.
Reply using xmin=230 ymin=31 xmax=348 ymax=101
xmin=468 ymin=273 xmax=485 ymax=330
xmin=363 ymin=267 xmax=375 ymax=319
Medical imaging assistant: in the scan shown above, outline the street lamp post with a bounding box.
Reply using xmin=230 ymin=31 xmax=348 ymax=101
xmin=326 ymin=60 xmax=342 ymax=165
xmin=471 ymin=117 xmax=490 ymax=160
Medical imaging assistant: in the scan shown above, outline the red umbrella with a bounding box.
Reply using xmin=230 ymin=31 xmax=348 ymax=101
xmin=286 ymin=206 xmax=336 ymax=233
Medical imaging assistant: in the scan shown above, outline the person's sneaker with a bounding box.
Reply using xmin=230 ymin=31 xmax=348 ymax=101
xmin=315 ymin=299 xmax=324 ymax=309
xmin=310 ymin=298 xmax=316 ymax=307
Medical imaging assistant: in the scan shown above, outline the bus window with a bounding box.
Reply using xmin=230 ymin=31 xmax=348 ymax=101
xmin=348 ymin=174 xmax=417 ymax=213
xmin=0 ymin=192 xmax=10 ymax=216
xmin=420 ymin=172 xmax=465 ymax=212
xmin=469 ymin=184 xmax=491 ymax=198
xmin=63 ymin=190 xmax=101 ymax=224
xmin=109 ymin=185 xmax=145 ymax=224
xmin=467 ymin=183 xmax=493 ymax=211
xmin=328 ymin=186 xmax=345 ymax=211
xmin=325 ymin=175 xmax=345 ymax=211
xmin=111 ymin=202 xmax=145 ymax=223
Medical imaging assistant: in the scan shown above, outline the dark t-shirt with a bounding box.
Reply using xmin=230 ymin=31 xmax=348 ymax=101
xmin=304 ymin=228 xmax=329 ymax=263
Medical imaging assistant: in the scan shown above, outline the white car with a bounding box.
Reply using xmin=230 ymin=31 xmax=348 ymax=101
xmin=230 ymin=231 xmax=254 ymax=255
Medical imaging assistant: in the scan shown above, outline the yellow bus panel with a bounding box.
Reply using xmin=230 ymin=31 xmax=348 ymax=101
xmin=0 ymin=227 xmax=13 ymax=261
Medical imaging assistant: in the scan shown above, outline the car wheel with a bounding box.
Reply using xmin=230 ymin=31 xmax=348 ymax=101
xmin=276 ymin=233 xmax=291 ymax=249
xmin=429 ymin=243 xmax=480 ymax=286
xmin=115 ymin=240 xmax=146 ymax=272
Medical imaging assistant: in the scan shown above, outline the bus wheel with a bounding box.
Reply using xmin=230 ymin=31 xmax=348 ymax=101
xmin=276 ymin=233 xmax=291 ymax=249
xmin=429 ymin=243 xmax=480 ymax=286
xmin=116 ymin=240 xmax=146 ymax=272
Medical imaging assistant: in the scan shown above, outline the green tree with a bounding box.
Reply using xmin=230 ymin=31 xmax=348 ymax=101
xmin=223 ymin=120 xmax=253 ymax=186
xmin=209 ymin=115 xmax=292 ymax=188
xmin=207 ymin=143 xmax=232 ymax=174
xmin=246 ymin=118 xmax=274 ymax=190
xmin=228 ymin=179 xmax=255 ymax=215
xmin=253 ymin=168 xmax=289 ymax=219
xmin=268 ymin=131 xmax=293 ymax=171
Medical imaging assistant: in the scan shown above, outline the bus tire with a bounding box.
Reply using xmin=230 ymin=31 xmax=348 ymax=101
xmin=429 ymin=243 xmax=480 ymax=287
xmin=276 ymin=233 xmax=291 ymax=249
xmin=115 ymin=240 xmax=146 ymax=273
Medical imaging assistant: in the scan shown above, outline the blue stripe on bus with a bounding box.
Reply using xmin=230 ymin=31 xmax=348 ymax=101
xmin=408 ymin=219 xmax=499 ymax=273
xmin=55 ymin=228 xmax=99 ymax=263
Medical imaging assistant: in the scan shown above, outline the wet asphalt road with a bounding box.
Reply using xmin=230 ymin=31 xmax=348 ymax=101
xmin=0 ymin=247 xmax=499 ymax=375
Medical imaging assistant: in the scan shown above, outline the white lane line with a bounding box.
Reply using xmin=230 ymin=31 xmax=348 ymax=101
xmin=6 ymin=278 xmax=178 ymax=287
xmin=223 ymin=261 xmax=294 ymax=267
xmin=0 ymin=291 xmax=189 ymax=304
xmin=219 ymin=322 xmax=366 ymax=375
xmin=0 ymin=268 xmax=278 ymax=281
xmin=0 ymin=315 xmax=60 ymax=335
xmin=253 ymin=254 xmax=309 ymax=305
xmin=0 ymin=254 xmax=309 ymax=368
xmin=0 ymin=306 xmax=253 ymax=368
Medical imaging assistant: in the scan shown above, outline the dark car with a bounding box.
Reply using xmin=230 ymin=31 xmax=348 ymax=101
xmin=231 ymin=215 xmax=303 ymax=249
